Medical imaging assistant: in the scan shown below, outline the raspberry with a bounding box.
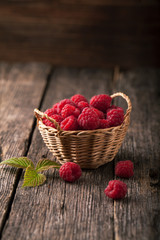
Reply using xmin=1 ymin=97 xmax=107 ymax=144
xmin=61 ymin=104 xmax=80 ymax=118
xmin=57 ymin=99 xmax=76 ymax=114
xmin=77 ymin=101 xmax=89 ymax=111
xmin=90 ymin=94 xmax=112 ymax=112
xmin=78 ymin=107 xmax=100 ymax=130
xmin=71 ymin=94 xmax=88 ymax=105
xmin=52 ymin=103 xmax=59 ymax=114
xmin=91 ymin=107 xmax=105 ymax=119
xmin=43 ymin=108 xmax=55 ymax=117
xmin=106 ymin=107 xmax=124 ymax=127
xmin=106 ymin=105 xmax=118 ymax=113
xmin=60 ymin=115 xmax=78 ymax=131
xmin=42 ymin=114 xmax=63 ymax=128
xmin=99 ymin=119 xmax=111 ymax=129
xmin=59 ymin=162 xmax=82 ymax=182
xmin=115 ymin=160 xmax=134 ymax=178
xmin=104 ymin=180 xmax=127 ymax=199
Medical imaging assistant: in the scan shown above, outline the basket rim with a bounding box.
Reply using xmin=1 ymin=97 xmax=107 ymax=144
xmin=34 ymin=92 xmax=132 ymax=136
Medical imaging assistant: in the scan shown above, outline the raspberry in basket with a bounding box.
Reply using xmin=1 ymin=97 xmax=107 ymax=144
xmin=78 ymin=107 xmax=100 ymax=130
xmin=104 ymin=180 xmax=127 ymax=199
xmin=61 ymin=104 xmax=80 ymax=118
xmin=60 ymin=115 xmax=78 ymax=131
xmin=57 ymin=99 xmax=76 ymax=114
xmin=115 ymin=160 xmax=134 ymax=178
xmin=90 ymin=94 xmax=112 ymax=112
xmin=77 ymin=101 xmax=89 ymax=111
xmin=91 ymin=107 xmax=105 ymax=119
xmin=52 ymin=103 xmax=59 ymax=114
xmin=99 ymin=119 xmax=111 ymax=129
xmin=106 ymin=107 xmax=124 ymax=127
xmin=44 ymin=108 xmax=55 ymax=117
xmin=71 ymin=94 xmax=88 ymax=104
xmin=106 ymin=105 xmax=118 ymax=113
xmin=43 ymin=114 xmax=63 ymax=128
xmin=59 ymin=162 xmax=82 ymax=182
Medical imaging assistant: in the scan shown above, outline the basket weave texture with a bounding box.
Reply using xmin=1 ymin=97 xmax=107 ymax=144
xmin=34 ymin=92 xmax=132 ymax=169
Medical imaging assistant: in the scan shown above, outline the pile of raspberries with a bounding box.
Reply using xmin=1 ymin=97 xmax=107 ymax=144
xmin=42 ymin=94 xmax=124 ymax=131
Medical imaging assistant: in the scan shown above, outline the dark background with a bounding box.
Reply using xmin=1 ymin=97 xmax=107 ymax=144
xmin=0 ymin=0 xmax=160 ymax=68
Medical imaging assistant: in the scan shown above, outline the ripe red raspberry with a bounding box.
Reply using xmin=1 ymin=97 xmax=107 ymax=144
xmin=60 ymin=115 xmax=78 ymax=131
xmin=90 ymin=94 xmax=112 ymax=112
xmin=104 ymin=180 xmax=127 ymax=199
xmin=106 ymin=105 xmax=118 ymax=113
xmin=71 ymin=94 xmax=88 ymax=105
xmin=115 ymin=160 xmax=134 ymax=178
xmin=78 ymin=107 xmax=100 ymax=130
xmin=99 ymin=119 xmax=111 ymax=129
xmin=43 ymin=108 xmax=55 ymax=117
xmin=42 ymin=114 xmax=63 ymax=128
xmin=106 ymin=107 xmax=124 ymax=127
xmin=57 ymin=99 xmax=76 ymax=114
xmin=59 ymin=162 xmax=82 ymax=182
xmin=61 ymin=104 xmax=80 ymax=118
xmin=77 ymin=101 xmax=89 ymax=111
xmin=52 ymin=103 xmax=59 ymax=114
xmin=91 ymin=107 xmax=105 ymax=119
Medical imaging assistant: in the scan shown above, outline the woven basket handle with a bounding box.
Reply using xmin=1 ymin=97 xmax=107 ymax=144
xmin=34 ymin=108 xmax=62 ymax=132
xmin=111 ymin=92 xmax=132 ymax=117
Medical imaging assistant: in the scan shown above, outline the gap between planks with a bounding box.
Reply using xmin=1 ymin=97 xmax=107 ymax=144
xmin=0 ymin=66 xmax=54 ymax=239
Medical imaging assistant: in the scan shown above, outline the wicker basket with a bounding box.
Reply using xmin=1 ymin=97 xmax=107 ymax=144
xmin=34 ymin=92 xmax=132 ymax=169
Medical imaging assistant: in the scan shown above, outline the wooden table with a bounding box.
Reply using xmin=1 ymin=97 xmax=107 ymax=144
xmin=0 ymin=63 xmax=160 ymax=240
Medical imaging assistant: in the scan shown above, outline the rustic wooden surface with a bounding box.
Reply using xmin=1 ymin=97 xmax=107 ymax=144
xmin=0 ymin=63 xmax=160 ymax=240
xmin=0 ymin=63 xmax=51 ymax=235
xmin=0 ymin=1 xmax=160 ymax=68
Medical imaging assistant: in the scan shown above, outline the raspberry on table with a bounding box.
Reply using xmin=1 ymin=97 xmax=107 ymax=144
xmin=71 ymin=94 xmax=88 ymax=105
xmin=99 ymin=119 xmax=111 ymax=129
xmin=77 ymin=101 xmax=89 ymax=111
xmin=104 ymin=180 xmax=127 ymax=199
xmin=61 ymin=104 xmax=80 ymax=118
xmin=91 ymin=107 xmax=105 ymax=119
xmin=78 ymin=107 xmax=100 ymax=130
xmin=42 ymin=114 xmax=63 ymax=128
xmin=60 ymin=115 xmax=79 ymax=131
xmin=90 ymin=94 xmax=112 ymax=112
xmin=106 ymin=107 xmax=124 ymax=127
xmin=57 ymin=99 xmax=76 ymax=114
xmin=59 ymin=162 xmax=82 ymax=182
xmin=115 ymin=160 xmax=134 ymax=178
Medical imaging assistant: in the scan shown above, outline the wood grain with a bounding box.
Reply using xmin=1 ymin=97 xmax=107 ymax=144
xmin=0 ymin=63 xmax=51 ymax=234
xmin=1 ymin=68 xmax=115 ymax=240
xmin=0 ymin=2 xmax=160 ymax=67
xmin=113 ymin=69 xmax=160 ymax=240
xmin=0 ymin=66 xmax=160 ymax=240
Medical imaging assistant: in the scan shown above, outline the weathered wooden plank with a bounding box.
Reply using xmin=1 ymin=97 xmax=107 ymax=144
xmin=0 ymin=2 xmax=159 ymax=67
xmin=0 ymin=0 xmax=159 ymax=5
xmin=1 ymin=68 xmax=115 ymax=240
xmin=113 ymin=69 xmax=160 ymax=240
xmin=60 ymin=0 xmax=160 ymax=5
xmin=0 ymin=63 xmax=51 ymax=234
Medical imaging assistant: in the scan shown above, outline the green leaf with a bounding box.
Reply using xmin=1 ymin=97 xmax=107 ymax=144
xmin=22 ymin=166 xmax=46 ymax=187
xmin=36 ymin=159 xmax=61 ymax=172
xmin=0 ymin=157 xmax=34 ymax=169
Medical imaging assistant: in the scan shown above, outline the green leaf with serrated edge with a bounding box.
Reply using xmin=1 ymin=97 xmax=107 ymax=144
xmin=36 ymin=159 xmax=61 ymax=172
xmin=22 ymin=166 xmax=46 ymax=187
xmin=0 ymin=157 xmax=34 ymax=169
